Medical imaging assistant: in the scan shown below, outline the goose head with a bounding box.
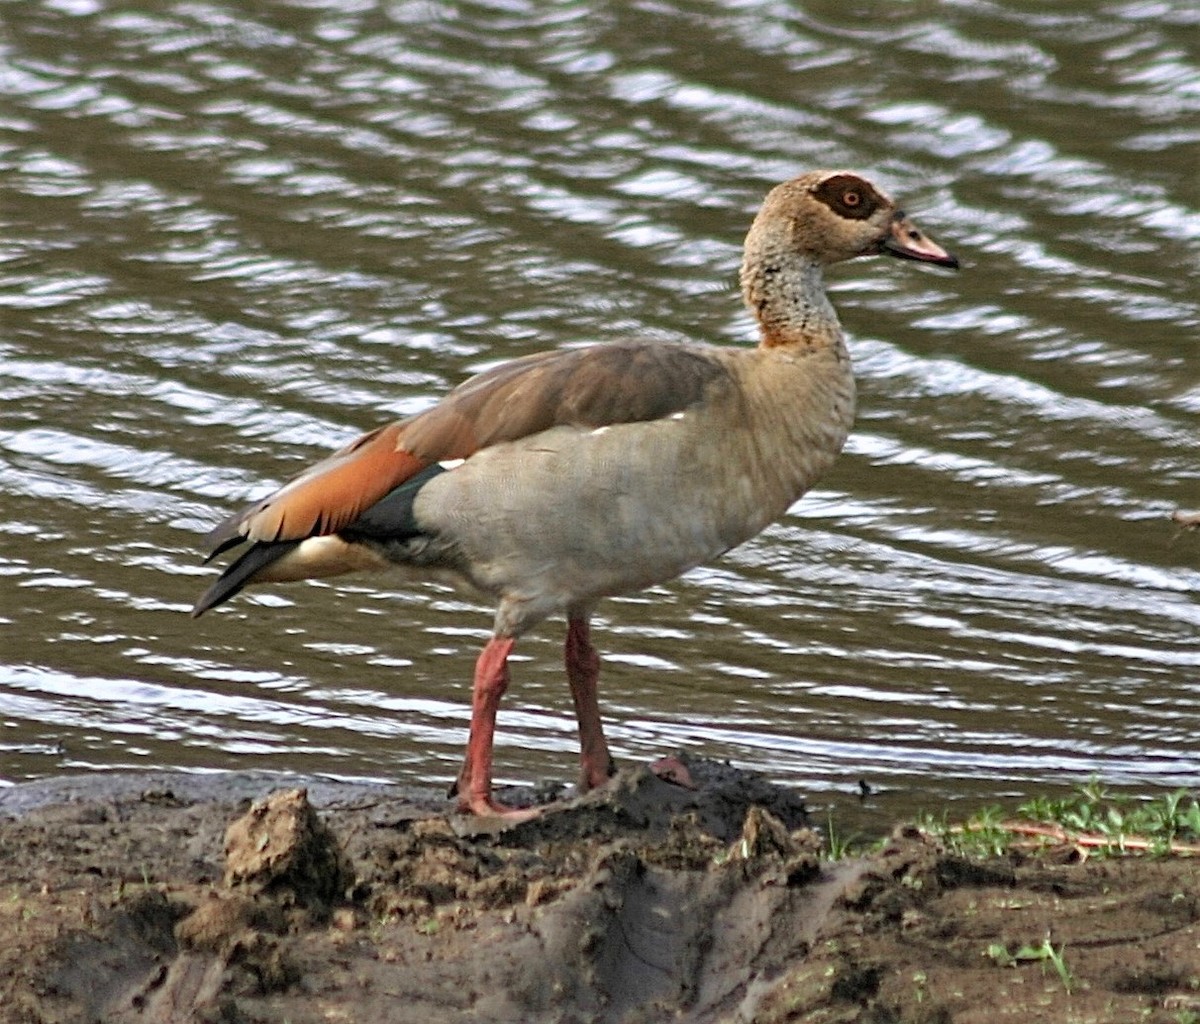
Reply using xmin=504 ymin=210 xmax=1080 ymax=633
xmin=746 ymin=169 xmax=958 ymax=270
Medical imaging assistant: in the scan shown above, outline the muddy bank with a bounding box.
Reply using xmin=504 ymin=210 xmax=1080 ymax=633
xmin=1 ymin=759 xmax=1197 ymax=1024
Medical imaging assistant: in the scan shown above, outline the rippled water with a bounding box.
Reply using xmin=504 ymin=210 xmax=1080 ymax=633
xmin=2 ymin=0 xmax=1197 ymax=827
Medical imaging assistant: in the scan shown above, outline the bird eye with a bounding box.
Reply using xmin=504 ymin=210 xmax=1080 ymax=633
xmin=842 ymin=191 xmax=861 ymax=207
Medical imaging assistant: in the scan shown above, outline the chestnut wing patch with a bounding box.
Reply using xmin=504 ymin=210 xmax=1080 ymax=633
xmin=201 ymin=423 xmax=424 ymax=552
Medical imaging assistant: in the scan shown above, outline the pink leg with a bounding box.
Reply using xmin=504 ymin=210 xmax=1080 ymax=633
xmin=565 ymin=615 xmax=615 ymax=791
xmin=455 ymin=635 xmax=537 ymax=820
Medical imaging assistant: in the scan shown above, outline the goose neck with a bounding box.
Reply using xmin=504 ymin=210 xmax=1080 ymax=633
xmin=740 ymin=251 xmax=843 ymax=350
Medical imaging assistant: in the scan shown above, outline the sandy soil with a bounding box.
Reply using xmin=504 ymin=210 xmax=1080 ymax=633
xmin=1 ymin=758 xmax=1197 ymax=1024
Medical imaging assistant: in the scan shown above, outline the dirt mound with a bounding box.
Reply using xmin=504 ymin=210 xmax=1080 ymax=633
xmin=0 ymin=759 xmax=1197 ymax=1023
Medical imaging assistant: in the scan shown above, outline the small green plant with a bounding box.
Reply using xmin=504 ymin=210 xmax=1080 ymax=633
xmin=823 ymin=811 xmax=864 ymax=861
xmin=916 ymin=805 xmax=1014 ymax=858
xmin=918 ymin=782 xmax=1200 ymax=859
xmin=987 ymin=935 xmax=1074 ymax=994
xmin=911 ymin=970 xmax=928 ymax=1004
xmin=1017 ymin=783 xmax=1200 ymax=857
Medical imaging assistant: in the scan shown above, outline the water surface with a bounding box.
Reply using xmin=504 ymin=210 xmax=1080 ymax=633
xmin=2 ymin=0 xmax=1197 ymax=828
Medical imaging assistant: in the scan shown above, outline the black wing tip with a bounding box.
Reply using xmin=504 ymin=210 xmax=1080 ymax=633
xmin=190 ymin=590 xmax=221 ymax=618
xmin=191 ymin=539 xmax=300 ymax=618
xmin=191 ymin=572 xmax=243 ymax=618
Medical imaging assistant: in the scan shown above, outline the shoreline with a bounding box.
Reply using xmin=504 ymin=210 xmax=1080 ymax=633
xmin=2 ymin=761 xmax=1197 ymax=1024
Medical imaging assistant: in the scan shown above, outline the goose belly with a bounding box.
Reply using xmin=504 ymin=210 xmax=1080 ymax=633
xmin=414 ymin=418 xmax=815 ymax=612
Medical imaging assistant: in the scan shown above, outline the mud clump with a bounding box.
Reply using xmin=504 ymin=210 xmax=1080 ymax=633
xmin=221 ymin=787 xmax=353 ymax=918
xmin=0 ymin=760 xmax=1197 ymax=1024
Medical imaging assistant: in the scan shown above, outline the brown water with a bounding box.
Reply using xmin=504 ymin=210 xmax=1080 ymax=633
xmin=1 ymin=0 xmax=1197 ymax=827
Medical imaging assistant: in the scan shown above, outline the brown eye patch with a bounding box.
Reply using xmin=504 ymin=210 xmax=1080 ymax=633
xmin=812 ymin=174 xmax=882 ymax=220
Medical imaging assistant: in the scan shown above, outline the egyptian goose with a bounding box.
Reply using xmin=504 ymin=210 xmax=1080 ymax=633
xmin=193 ymin=170 xmax=958 ymax=819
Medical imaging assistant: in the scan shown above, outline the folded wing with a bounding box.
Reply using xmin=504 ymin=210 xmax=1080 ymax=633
xmin=194 ymin=339 xmax=733 ymax=613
